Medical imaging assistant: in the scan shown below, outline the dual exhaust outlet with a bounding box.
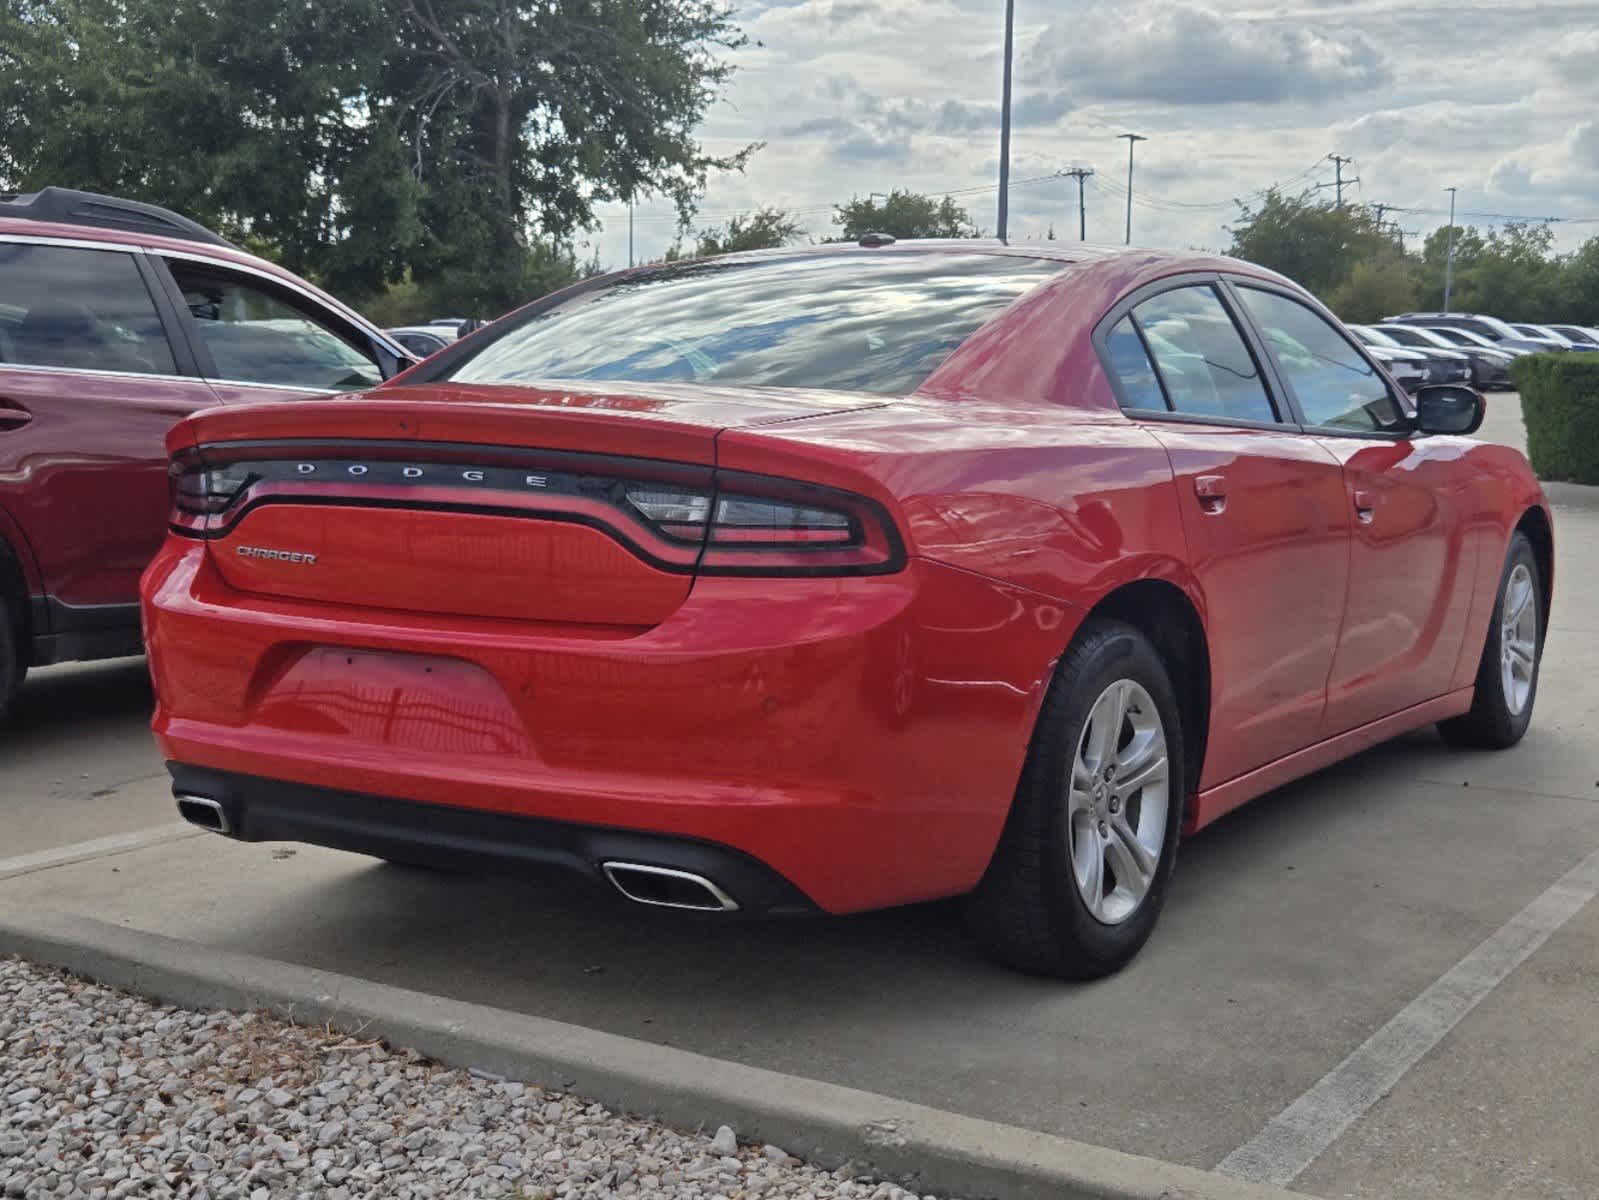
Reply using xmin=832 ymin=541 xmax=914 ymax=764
xmin=174 ymin=795 xmax=739 ymax=912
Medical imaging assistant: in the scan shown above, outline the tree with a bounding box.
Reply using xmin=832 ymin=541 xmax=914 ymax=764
xmin=1418 ymin=222 xmax=1565 ymax=320
xmin=667 ymin=206 xmax=803 ymax=259
xmin=1227 ymin=190 xmax=1400 ymax=299
xmin=1327 ymin=256 xmax=1421 ymax=324
xmin=0 ymin=0 xmax=756 ymax=314
xmin=385 ymin=0 xmax=757 ymax=311
xmin=831 ymin=190 xmax=978 ymax=241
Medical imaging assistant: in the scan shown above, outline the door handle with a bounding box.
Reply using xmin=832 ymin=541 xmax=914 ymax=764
xmin=1353 ymin=489 xmax=1377 ymax=524
xmin=1194 ymin=474 xmax=1228 ymax=514
xmin=0 ymin=400 xmax=31 ymax=430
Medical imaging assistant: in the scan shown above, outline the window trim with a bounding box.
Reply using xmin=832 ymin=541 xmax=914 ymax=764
xmin=0 ymin=236 xmax=194 ymax=380
xmin=1222 ymin=277 xmax=1415 ymax=442
xmin=1091 ymin=272 xmax=1290 ymax=431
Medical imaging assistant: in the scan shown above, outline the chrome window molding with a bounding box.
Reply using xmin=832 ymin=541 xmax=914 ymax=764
xmin=0 ymin=360 xmax=204 ymax=387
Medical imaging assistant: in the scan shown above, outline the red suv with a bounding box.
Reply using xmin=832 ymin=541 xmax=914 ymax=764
xmin=0 ymin=188 xmax=415 ymax=718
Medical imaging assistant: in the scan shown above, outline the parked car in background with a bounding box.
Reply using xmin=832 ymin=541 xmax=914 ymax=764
xmin=1373 ymin=323 xmax=1514 ymax=390
xmin=386 ymin=326 xmax=454 ymax=358
xmin=1384 ymin=312 xmax=1557 ymax=354
xmin=1363 ymin=342 xmax=1427 ymax=392
xmin=144 ymin=242 xmax=1550 ymax=979
xmin=1348 ymin=324 xmax=1472 ymax=389
xmin=1511 ymin=323 xmax=1596 ymax=352
xmin=0 ymin=187 xmax=417 ymax=719
xmin=1544 ymin=324 xmax=1599 ymax=348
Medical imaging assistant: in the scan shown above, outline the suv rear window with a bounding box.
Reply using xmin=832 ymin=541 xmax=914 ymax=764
xmin=438 ymin=253 xmax=1062 ymax=395
xmin=0 ymin=243 xmax=175 ymax=375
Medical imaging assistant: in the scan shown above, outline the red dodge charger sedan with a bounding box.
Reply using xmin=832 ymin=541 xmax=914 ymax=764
xmin=141 ymin=241 xmax=1552 ymax=977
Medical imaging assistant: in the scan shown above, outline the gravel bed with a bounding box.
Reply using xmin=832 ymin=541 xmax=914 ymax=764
xmin=1 ymin=957 xmax=944 ymax=1200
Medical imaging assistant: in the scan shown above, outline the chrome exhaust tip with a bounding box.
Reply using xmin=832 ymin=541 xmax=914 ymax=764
xmin=601 ymin=862 xmax=740 ymax=912
xmin=176 ymin=794 xmax=231 ymax=836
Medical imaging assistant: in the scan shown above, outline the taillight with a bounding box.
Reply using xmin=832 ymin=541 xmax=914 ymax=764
xmin=167 ymin=445 xmax=905 ymax=576
xmin=622 ymin=473 xmax=901 ymax=574
xmin=168 ymin=452 xmax=261 ymax=537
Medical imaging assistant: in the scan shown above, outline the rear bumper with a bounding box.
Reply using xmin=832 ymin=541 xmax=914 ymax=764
xmin=168 ymin=762 xmax=818 ymax=915
xmin=142 ymin=540 xmax=1071 ymax=913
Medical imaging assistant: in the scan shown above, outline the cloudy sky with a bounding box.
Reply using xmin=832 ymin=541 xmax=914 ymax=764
xmin=585 ymin=0 xmax=1599 ymax=268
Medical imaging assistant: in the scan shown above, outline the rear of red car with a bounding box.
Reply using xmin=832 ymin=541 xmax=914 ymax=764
xmin=141 ymin=247 xmax=1078 ymax=914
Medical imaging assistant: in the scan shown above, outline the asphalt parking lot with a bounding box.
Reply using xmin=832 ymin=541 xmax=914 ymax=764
xmin=4 ymin=392 xmax=1596 ymax=1199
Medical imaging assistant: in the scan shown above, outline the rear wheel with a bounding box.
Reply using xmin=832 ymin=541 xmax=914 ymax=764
xmin=0 ymin=593 xmax=24 ymax=724
xmin=1440 ymin=530 xmax=1542 ymax=749
xmin=966 ymin=618 xmax=1184 ymax=979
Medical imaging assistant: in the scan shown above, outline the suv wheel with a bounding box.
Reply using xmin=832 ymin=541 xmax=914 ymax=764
xmin=0 ymin=592 xmax=25 ymax=723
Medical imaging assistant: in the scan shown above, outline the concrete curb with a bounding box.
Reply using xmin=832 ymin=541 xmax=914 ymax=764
xmin=0 ymin=907 xmax=1310 ymax=1200
xmin=1543 ymin=481 xmax=1599 ymax=512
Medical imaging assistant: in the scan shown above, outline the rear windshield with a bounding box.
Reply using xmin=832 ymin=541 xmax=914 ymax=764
xmin=438 ymin=253 xmax=1062 ymax=395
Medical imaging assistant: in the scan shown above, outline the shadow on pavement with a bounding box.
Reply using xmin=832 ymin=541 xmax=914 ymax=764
xmin=9 ymin=658 xmax=154 ymax=750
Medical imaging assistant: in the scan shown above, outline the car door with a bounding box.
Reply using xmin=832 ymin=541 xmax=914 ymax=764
xmin=1097 ymin=279 xmax=1350 ymax=788
xmin=1230 ymin=282 xmax=1474 ymax=736
xmin=148 ymin=253 xmax=398 ymax=406
xmin=0 ymin=237 xmax=219 ymax=632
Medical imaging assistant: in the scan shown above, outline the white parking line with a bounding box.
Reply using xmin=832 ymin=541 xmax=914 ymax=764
xmin=1217 ymin=845 xmax=1599 ymax=1187
xmin=0 ymin=825 xmax=202 ymax=882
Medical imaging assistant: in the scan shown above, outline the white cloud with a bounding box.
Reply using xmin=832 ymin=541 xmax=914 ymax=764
xmin=1029 ymin=2 xmax=1388 ymax=105
xmin=580 ymin=0 xmax=1599 ymax=269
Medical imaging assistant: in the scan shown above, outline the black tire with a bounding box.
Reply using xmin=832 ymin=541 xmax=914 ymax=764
xmin=0 ymin=592 xmax=24 ymax=725
xmin=966 ymin=618 xmax=1185 ymax=980
xmin=1439 ymin=530 xmax=1542 ymax=749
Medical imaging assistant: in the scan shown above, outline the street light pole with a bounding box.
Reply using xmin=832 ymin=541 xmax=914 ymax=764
xmin=996 ymin=0 xmax=1015 ymax=243
xmin=1119 ymin=133 xmax=1147 ymax=245
xmin=1443 ymin=186 xmax=1458 ymax=313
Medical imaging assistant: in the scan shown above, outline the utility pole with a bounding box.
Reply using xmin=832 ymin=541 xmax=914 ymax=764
xmin=628 ymin=200 xmax=634 ymax=268
xmin=1326 ymin=154 xmax=1358 ymax=208
xmin=1443 ymin=186 xmax=1459 ymax=313
xmin=996 ymin=0 xmax=1015 ymax=243
xmin=1118 ymin=133 xmax=1146 ymax=245
xmin=1063 ymin=167 xmax=1094 ymax=241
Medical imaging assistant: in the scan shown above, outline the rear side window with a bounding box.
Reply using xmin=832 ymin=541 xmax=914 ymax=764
xmin=1117 ymin=285 xmax=1277 ymax=424
xmin=0 ymin=243 xmax=176 ymax=375
xmin=438 ymin=254 xmax=1063 ymax=395
xmin=1103 ymin=317 xmax=1165 ymax=409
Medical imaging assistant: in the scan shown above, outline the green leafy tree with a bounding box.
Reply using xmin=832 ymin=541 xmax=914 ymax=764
xmin=1560 ymin=236 xmax=1599 ymax=325
xmin=666 ymin=205 xmax=804 ymax=259
xmin=831 ymin=190 xmax=978 ymax=241
xmin=1327 ymin=255 xmax=1421 ymax=324
xmin=1419 ymin=222 xmax=1565 ymax=320
xmin=1226 ymin=189 xmax=1400 ymax=298
xmin=0 ymin=0 xmax=756 ymax=314
xmin=384 ymin=0 xmax=757 ymax=312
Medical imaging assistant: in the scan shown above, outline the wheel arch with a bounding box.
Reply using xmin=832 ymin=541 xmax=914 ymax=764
xmin=1081 ymin=578 xmax=1211 ymax=806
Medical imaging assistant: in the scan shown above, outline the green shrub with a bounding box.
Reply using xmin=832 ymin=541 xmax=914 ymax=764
xmin=1510 ymin=354 xmax=1599 ymax=485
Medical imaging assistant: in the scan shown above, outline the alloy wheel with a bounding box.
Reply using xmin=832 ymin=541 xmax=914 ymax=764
xmin=1500 ymin=562 xmax=1538 ymax=716
xmin=1067 ymin=679 xmax=1171 ymax=925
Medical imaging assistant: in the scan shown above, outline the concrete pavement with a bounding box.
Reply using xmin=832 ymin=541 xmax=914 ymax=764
xmin=3 ymin=397 xmax=1597 ymax=1198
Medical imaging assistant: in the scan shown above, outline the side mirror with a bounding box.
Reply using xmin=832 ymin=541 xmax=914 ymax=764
xmin=1413 ymin=384 xmax=1484 ymax=436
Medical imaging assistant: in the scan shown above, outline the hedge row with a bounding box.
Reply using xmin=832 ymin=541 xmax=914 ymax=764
xmin=1510 ymin=353 xmax=1599 ymax=486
